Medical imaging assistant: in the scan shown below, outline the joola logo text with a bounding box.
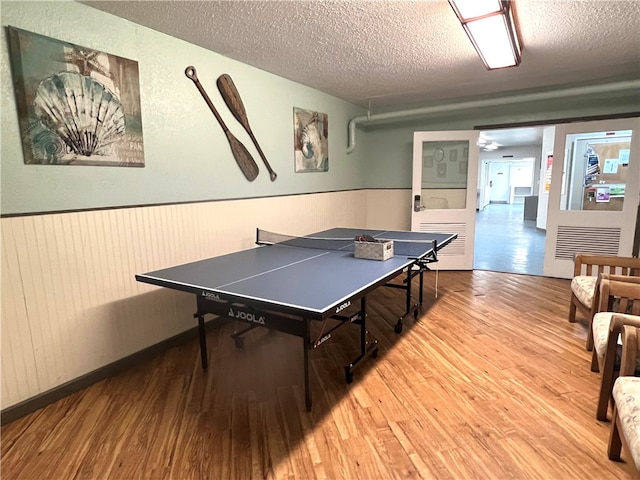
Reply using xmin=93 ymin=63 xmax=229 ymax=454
xmin=314 ymin=333 xmax=331 ymax=348
xmin=228 ymin=308 xmax=266 ymax=325
xmin=202 ymin=291 xmax=220 ymax=300
xmin=335 ymin=300 xmax=351 ymax=314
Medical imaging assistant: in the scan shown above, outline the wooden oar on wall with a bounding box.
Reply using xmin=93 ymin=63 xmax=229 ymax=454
xmin=185 ymin=66 xmax=259 ymax=182
xmin=217 ymin=74 xmax=277 ymax=181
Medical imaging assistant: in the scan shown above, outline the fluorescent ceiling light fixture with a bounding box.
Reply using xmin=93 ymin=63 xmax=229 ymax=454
xmin=449 ymin=0 xmax=522 ymax=70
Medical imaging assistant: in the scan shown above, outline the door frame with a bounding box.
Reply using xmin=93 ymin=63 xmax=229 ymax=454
xmin=411 ymin=130 xmax=480 ymax=270
xmin=544 ymin=117 xmax=640 ymax=278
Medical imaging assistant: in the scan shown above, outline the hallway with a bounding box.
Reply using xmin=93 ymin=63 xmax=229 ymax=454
xmin=474 ymin=203 xmax=546 ymax=276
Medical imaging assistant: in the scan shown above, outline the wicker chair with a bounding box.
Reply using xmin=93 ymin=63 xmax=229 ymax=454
xmin=608 ymin=317 xmax=640 ymax=476
xmin=568 ymin=254 xmax=640 ymax=351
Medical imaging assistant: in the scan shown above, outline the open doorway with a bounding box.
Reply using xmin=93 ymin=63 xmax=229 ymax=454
xmin=474 ymin=126 xmax=550 ymax=275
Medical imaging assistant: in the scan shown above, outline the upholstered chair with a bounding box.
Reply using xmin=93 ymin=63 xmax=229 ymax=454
xmin=592 ymin=284 xmax=640 ymax=420
xmin=568 ymin=254 xmax=640 ymax=351
xmin=587 ymin=275 xmax=640 ymax=353
xmin=608 ymin=319 xmax=640 ymax=476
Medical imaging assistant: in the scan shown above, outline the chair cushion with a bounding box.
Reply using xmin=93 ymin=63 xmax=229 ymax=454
xmin=592 ymin=312 xmax=640 ymax=371
xmin=571 ymin=275 xmax=597 ymax=308
xmin=613 ymin=376 xmax=640 ymax=471
xmin=593 ymin=312 xmax=615 ymax=361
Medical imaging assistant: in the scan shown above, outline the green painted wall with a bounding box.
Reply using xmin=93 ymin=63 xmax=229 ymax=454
xmin=2 ymin=1 xmax=637 ymax=215
xmin=360 ymin=91 xmax=640 ymax=189
xmin=0 ymin=1 xmax=367 ymax=215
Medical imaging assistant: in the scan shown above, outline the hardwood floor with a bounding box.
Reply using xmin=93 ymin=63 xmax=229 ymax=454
xmin=1 ymin=270 xmax=633 ymax=479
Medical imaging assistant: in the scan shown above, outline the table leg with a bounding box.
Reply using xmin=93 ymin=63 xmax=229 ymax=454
xmin=345 ymin=296 xmax=378 ymax=383
xmin=197 ymin=315 xmax=208 ymax=370
xmin=304 ymin=318 xmax=312 ymax=411
xmin=405 ymin=267 xmax=412 ymax=317
xmin=419 ymin=266 xmax=424 ymax=305
xmin=360 ymin=296 xmax=367 ymax=354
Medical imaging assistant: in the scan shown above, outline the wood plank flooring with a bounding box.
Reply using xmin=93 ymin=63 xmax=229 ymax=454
xmin=1 ymin=270 xmax=633 ymax=479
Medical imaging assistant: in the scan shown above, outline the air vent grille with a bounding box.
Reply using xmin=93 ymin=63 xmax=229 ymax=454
xmin=418 ymin=222 xmax=465 ymax=256
xmin=555 ymin=226 xmax=621 ymax=260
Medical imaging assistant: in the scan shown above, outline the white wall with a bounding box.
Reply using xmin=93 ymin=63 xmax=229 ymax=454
xmin=537 ymin=126 xmax=556 ymax=230
xmin=364 ymin=189 xmax=412 ymax=230
xmin=479 ymin=145 xmax=542 ymax=206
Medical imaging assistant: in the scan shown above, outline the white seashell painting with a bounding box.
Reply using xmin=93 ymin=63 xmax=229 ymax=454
xmin=7 ymin=27 xmax=144 ymax=167
xmin=34 ymin=72 xmax=126 ymax=157
xmin=294 ymin=107 xmax=328 ymax=173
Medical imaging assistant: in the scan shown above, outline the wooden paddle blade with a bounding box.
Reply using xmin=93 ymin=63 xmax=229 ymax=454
xmin=226 ymin=132 xmax=259 ymax=181
xmin=217 ymin=74 xmax=250 ymax=131
xmin=217 ymin=73 xmax=278 ymax=182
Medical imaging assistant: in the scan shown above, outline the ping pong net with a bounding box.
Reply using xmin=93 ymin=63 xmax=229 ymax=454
xmin=256 ymin=228 xmax=438 ymax=259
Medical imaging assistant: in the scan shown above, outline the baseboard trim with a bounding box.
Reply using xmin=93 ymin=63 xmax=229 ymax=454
xmin=0 ymin=320 xmax=220 ymax=426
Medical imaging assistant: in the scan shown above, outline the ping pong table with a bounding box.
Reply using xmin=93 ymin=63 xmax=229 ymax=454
xmin=135 ymin=227 xmax=456 ymax=411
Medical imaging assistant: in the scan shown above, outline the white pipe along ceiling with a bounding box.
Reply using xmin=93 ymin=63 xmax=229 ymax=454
xmin=346 ymin=79 xmax=640 ymax=153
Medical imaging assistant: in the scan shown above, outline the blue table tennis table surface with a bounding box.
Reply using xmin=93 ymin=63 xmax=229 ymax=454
xmin=136 ymin=228 xmax=456 ymax=319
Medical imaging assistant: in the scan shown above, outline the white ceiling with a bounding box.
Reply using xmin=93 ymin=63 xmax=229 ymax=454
xmin=82 ymin=0 xmax=640 ymax=147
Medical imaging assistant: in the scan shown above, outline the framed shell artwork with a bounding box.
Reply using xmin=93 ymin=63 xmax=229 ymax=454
xmin=7 ymin=27 xmax=145 ymax=167
xmin=293 ymin=107 xmax=328 ymax=173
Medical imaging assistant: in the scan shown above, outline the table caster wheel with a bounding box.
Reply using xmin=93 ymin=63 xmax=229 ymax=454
xmin=394 ymin=322 xmax=403 ymax=334
xmin=413 ymin=308 xmax=419 ymax=319
xmin=371 ymin=347 xmax=379 ymax=359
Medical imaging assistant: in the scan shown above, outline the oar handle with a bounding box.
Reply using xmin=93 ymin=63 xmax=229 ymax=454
xmin=185 ymin=66 xmax=259 ymax=182
xmin=185 ymin=66 xmax=229 ymax=134
xmin=248 ymin=131 xmax=277 ymax=181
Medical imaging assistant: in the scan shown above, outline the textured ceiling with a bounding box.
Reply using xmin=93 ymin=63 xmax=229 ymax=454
xmin=82 ymin=0 xmax=639 ymax=147
xmin=83 ymin=0 xmax=640 ymax=111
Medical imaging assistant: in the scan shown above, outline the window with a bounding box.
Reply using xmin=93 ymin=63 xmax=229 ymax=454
xmin=420 ymin=140 xmax=469 ymax=209
xmin=560 ymin=130 xmax=631 ymax=211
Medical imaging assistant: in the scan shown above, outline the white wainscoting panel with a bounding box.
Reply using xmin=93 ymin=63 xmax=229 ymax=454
xmin=365 ymin=189 xmax=412 ymax=231
xmin=1 ymin=191 xmax=369 ymax=409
